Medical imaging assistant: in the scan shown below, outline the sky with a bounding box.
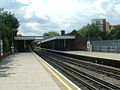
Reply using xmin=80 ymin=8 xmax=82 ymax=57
xmin=1 ymin=0 xmax=120 ymax=36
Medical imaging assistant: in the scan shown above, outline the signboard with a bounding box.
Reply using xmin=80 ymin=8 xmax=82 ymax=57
xmin=87 ymin=41 xmax=92 ymax=52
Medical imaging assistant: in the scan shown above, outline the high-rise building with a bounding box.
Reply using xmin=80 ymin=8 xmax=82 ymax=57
xmin=92 ymin=18 xmax=120 ymax=32
xmin=106 ymin=22 xmax=110 ymax=32
xmin=91 ymin=19 xmax=106 ymax=32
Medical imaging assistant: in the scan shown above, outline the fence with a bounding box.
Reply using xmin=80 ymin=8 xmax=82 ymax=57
xmin=87 ymin=40 xmax=120 ymax=53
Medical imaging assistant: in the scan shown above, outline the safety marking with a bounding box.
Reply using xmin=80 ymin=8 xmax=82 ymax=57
xmin=32 ymin=53 xmax=73 ymax=90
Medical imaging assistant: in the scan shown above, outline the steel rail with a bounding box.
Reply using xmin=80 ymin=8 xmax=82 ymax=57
xmin=42 ymin=52 xmax=120 ymax=90
xmin=35 ymin=50 xmax=120 ymax=90
xmin=42 ymin=50 xmax=120 ymax=79
xmin=38 ymin=52 xmax=99 ymax=90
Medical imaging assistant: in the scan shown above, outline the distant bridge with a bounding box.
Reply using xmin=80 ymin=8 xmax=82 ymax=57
xmin=14 ymin=36 xmax=43 ymax=52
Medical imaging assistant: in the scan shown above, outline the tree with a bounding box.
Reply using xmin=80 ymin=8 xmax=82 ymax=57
xmin=43 ymin=31 xmax=59 ymax=38
xmin=0 ymin=24 xmax=10 ymax=52
xmin=17 ymin=34 xmax=22 ymax=36
xmin=77 ymin=24 xmax=108 ymax=40
xmin=96 ymin=31 xmax=107 ymax=40
xmin=107 ymin=28 xmax=120 ymax=40
xmin=0 ymin=8 xmax=19 ymax=53
xmin=78 ymin=24 xmax=101 ymax=38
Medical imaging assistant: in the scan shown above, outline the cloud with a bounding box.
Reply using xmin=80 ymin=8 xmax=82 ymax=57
xmin=0 ymin=0 xmax=26 ymax=10
xmin=1 ymin=0 xmax=120 ymax=35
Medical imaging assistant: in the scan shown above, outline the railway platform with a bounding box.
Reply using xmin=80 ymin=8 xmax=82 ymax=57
xmin=41 ymin=48 xmax=120 ymax=68
xmin=41 ymin=48 xmax=120 ymax=61
xmin=63 ymin=51 xmax=120 ymax=61
xmin=0 ymin=52 xmax=79 ymax=90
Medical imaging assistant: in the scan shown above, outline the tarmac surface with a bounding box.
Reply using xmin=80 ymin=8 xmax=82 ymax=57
xmin=0 ymin=52 xmax=61 ymax=90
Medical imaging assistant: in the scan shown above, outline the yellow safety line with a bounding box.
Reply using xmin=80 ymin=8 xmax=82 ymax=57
xmin=33 ymin=53 xmax=73 ymax=90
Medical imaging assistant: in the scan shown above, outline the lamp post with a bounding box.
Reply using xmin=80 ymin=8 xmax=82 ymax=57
xmin=11 ymin=29 xmax=17 ymax=53
xmin=0 ymin=30 xmax=3 ymax=56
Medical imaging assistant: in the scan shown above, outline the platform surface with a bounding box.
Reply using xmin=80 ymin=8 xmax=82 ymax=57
xmin=64 ymin=51 xmax=120 ymax=61
xmin=0 ymin=52 xmax=61 ymax=90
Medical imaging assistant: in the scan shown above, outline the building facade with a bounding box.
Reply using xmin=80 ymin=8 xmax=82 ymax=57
xmin=92 ymin=18 xmax=120 ymax=32
xmin=91 ymin=19 xmax=106 ymax=32
xmin=106 ymin=22 xmax=110 ymax=32
xmin=110 ymin=25 xmax=120 ymax=30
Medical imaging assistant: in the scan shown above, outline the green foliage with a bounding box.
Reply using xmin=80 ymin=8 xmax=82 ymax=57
xmin=78 ymin=24 xmax=108 ymax=40
xmin=17 ymin=34 xmax=22 ymax=36
xmin=107 ymin=28 xmax=120 ymax=40
xmin=0 ymin=8 xmax=19 ymax=35
xmin=3 ymin=37 xmax=10 ymax=53
xmin=43 ymin=31 xmax=59 ymax=37
xmin=98 ymin=31 xmax=107 ymax=40
xmin=78 ymin=24 xmax=100 ymax=37
xmin=0 ymin=8 xmax=19 ymax=53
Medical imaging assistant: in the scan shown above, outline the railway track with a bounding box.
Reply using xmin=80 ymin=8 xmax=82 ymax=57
xmin=42 ymin=50 xmax=120 ymax=80
xmin=34 ymin=49 xmax=120 ymax=90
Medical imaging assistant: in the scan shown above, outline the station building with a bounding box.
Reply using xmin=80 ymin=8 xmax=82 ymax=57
xmin=39 ymin=30 xmax=101 ymax=51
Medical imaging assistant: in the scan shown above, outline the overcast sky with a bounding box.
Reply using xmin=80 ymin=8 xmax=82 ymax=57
xmin=1 ymin=0 xmax=120 ymax=36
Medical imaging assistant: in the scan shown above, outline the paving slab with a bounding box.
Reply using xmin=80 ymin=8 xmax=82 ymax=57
xmin=0 ymin=52 xmax=61 ymax=90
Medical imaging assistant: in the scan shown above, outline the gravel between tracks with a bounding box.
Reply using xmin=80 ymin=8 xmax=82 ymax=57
xmin=64 ymin=62 xmax=120 ymax=86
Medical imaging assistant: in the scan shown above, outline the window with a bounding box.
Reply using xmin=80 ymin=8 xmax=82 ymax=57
xmin=96 ymin=20 xmax=101 ymax=25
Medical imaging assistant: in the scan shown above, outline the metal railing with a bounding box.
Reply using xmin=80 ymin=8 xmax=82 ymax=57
xmin=88 ymin=40 xmax=120 ymax=53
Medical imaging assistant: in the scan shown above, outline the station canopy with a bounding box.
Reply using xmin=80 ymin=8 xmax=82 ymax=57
xmin=41 ymin=36 xmax=75 ymax=43
xmin=15 ymin=36 xmax=43 ymax=40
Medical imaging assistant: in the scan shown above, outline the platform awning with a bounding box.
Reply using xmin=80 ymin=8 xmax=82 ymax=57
xmin=15 ymin=36 xmax=43 ymax=40
xmin=41 ymin=36 xmax=75 ymax=43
